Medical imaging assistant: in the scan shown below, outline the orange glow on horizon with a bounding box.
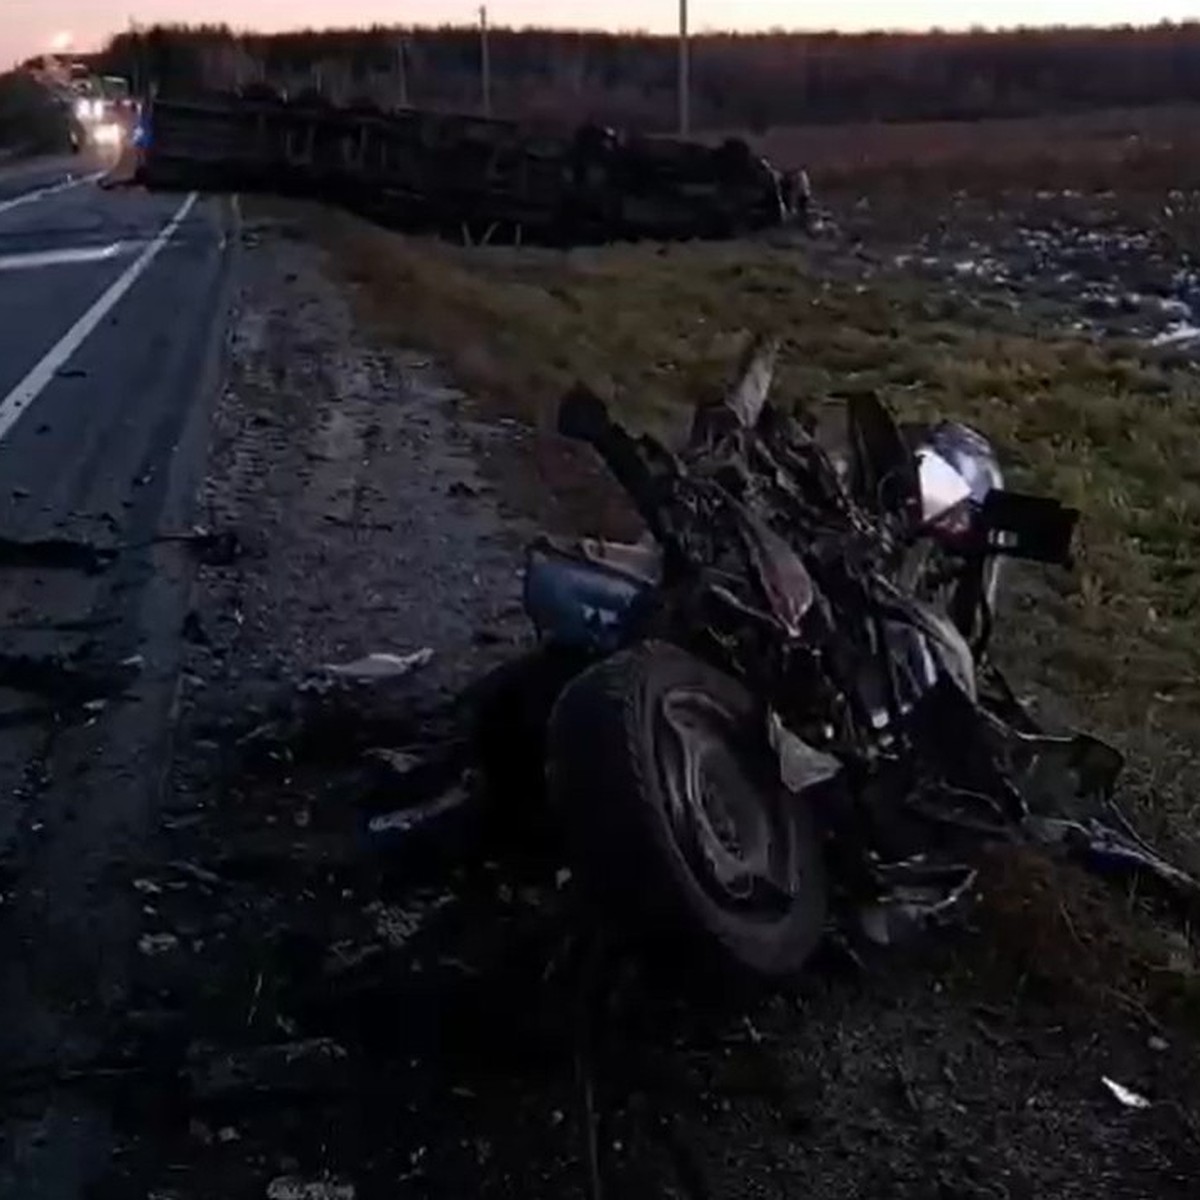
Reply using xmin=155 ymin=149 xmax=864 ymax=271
xmin=4 ymin=0 xmax=1199 ymax=69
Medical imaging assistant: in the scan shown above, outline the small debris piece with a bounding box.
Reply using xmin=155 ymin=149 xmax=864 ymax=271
xmin=138 ymin=932 xmax=179 ymax=956
xmin=364 ymin=748 xmax=423 ymax=776
xmin=1149 ymin=1036 xmax=1169 ymax=1053
xmin=322 ymin=940 xmax=384 ymax=977
xmin=247 ymin=971 xmax=264 ymax=1027
xmin=365 ymin=894 xmax=455 ymax=950
xmin=365 ymin=786 xmax=468 ymax=839
xmin=168 ymin=859 xmax=224 ymax=887
xmin=323 ymin=648 xmax=433 ymax=681
xmin=217 ymin=1126 xmax=241 ymax=1143
xmin=265 ymin=1178 xmax=355 ymax=1200
xmin=189 ymin=1118 xmax=213 ymax=1145
xmin=170 ymin=527 xmax=243 ymax=567
xmin=182 ymin=610 xmax=209 ymax=645
xmin=185 ymin=1038 xmax=351 ymax=1101
xmin=1101 ymin=1077 xmax=1151 ymax=1109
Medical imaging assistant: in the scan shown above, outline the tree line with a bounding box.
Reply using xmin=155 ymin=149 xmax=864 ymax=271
xmin=83 ymin=21 xmax=1200 ymax=132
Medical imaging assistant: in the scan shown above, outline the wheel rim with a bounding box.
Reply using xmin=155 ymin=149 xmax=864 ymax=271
xmin=653 ymin=685 xmax=803 ymax=915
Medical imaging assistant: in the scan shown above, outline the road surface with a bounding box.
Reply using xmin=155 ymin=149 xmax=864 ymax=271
xmin=0 ymin=157 xmax=234 ymax=1198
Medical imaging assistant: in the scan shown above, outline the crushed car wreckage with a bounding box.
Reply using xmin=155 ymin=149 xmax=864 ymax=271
xmin=456 ymin=335 xmax=1200 ymax=979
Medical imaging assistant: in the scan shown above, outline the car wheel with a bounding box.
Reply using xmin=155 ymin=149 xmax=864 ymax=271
xmin=547 ymin=640 xmax=827 ymax=980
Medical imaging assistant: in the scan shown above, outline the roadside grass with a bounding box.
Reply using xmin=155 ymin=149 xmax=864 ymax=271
xmin=971 ymin=846 xmax=1200 ymax=1028
xmin=316 ymin=210 xmax=1200 ymax=741
xmin=292 ymin=114 xmax=1200 ymax=1018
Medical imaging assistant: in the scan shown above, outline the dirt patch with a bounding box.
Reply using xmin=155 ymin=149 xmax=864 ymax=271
xmin=188 ymin=224 xmax=530 ymax=701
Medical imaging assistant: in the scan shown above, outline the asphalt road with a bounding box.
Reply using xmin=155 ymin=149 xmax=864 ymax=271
xmin=0 ymin=157 xmax=234 ymax=1198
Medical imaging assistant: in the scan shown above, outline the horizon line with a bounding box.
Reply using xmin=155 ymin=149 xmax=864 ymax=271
xmin=101 ymin=15 xmax=1200 ymax=41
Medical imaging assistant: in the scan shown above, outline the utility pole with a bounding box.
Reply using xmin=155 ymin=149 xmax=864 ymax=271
xmin=396 ymin=36 xmax=409 ymax=107
xmin=128 ymin=17 xmax=140 ymax=99
xmin=479 ymin=5 xmax=491 ymax=118
xmin=678 ymin=0 xmax=690 ymax=136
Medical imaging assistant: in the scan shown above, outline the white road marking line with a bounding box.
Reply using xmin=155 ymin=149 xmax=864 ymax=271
xmin=0 ymin=242 xmax=125 ymax=272
xmin=0 ymin=171 xmax=106 ymax=217
xmin=0 ymin=192 xmax=198 ymax=445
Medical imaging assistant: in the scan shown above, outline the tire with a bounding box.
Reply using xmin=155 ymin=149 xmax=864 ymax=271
xmin=547 ymin=641 xmax=827 ymax=980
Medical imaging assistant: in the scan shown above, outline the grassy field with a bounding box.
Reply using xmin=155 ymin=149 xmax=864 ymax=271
xmin=730 ymin=104 xmax=1200 ymax=197
xmin=297 ymin=107 xmax=1200 ymax=1019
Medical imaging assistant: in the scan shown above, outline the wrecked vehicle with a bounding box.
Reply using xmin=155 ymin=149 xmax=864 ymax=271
xmin=474 ymin=337 xmax=1199 ymax=979
xmin=140 ymin=92 xmax=809 ymax=244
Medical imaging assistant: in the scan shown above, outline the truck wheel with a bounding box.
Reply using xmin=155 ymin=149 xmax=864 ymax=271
xmin=547 ymin=641 xmax=827 ymax=980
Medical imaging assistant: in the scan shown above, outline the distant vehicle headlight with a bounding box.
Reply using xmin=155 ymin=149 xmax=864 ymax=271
xmin=74 ymin=98 xmax=90 ymax=120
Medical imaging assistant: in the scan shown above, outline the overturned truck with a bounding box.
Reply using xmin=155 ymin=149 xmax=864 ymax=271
xmin=138 ymin=89 xmax=809 ymax=243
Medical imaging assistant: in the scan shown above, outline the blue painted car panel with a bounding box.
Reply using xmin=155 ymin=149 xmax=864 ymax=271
xmin=524 ymin=542 xmax=648 ymax=654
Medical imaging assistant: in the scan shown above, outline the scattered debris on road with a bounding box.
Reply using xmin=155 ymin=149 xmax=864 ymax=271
xmin=138 ymin=932 xmax=180 ymax=956
xmin=184 ymin=1038 xmax=351 ymax=1101
xmin=1102 ymin=1076 xmax=1152 ymax=1110
xmin=265 ymin=1176 xmax=356 ymax=1200
xmin=322 ymin=648 xmax=434 ymax=682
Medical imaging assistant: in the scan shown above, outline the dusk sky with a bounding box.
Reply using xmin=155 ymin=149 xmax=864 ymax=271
xmin=5 ymin=0 xmax=1199 ymax=72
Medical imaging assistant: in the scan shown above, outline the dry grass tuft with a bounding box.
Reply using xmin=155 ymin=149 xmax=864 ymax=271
xmin=971 ymin=846 xmax=1200 ymax=1025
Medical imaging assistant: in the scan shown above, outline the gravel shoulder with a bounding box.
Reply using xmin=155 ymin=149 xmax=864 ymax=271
xmin=86 ymin=217 xmax=1200 ymax=1200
